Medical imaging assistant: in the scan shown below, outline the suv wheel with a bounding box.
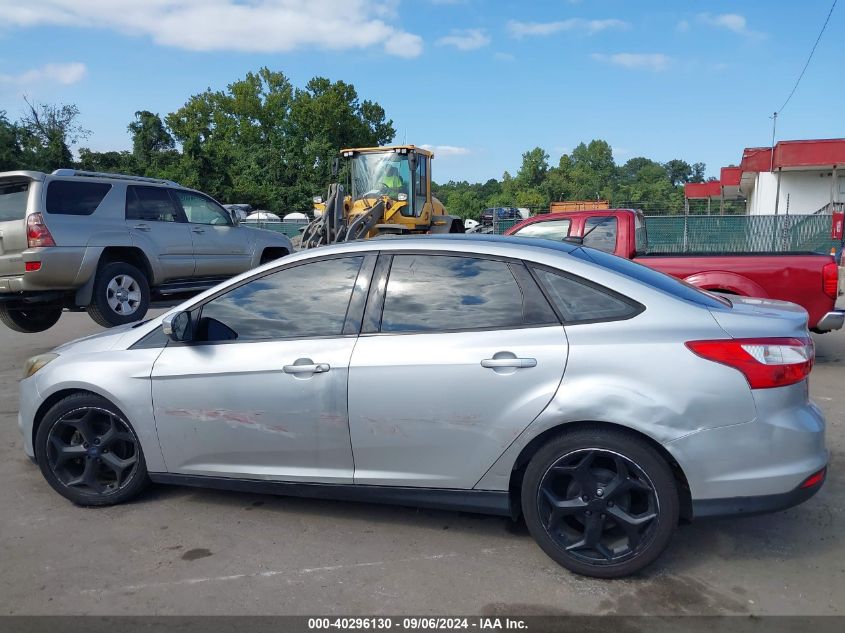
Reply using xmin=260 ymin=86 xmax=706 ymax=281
xmin=0 ymin=304 xmax=62 ymax=333
xmin=88 ymin=262 xmax=150 ymax=327
xmin=35 ymin=393 xmax=149 ymax=506
xmin=521 ymin=428 xmax=679 ymax=578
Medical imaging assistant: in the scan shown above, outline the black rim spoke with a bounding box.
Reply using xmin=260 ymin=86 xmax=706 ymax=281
xmin=47 ymin=407 xmax=139 ymax=495
xmin=537 ymin=448 xmax=659 ymax=566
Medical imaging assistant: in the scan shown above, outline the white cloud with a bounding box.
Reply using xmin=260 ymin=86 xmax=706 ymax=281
xmin=0 ymin=62 xmax=87 ymax=89
xmin=591 ymin=52 xmax=671 ymax=72
xmin=0 ymin=0 xmax=424 ymax=58
xmin=507 ymin=18 xmax=627 ymax=38
xmin=436 ymin=28 xmax=490 ymax=51
xmin=697 ymin=13 xmax=762 ymax=37
xmin=421 ymin=144 xmax=471 ymax=157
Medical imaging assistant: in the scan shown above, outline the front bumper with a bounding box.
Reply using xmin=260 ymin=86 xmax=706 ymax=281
xmin=18 ymin=374 xmax=41 ymax=460
xmin=815 ymin=310 xmax=845 ymax=332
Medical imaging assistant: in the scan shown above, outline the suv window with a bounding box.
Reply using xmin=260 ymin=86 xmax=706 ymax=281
xmin=174 ymin=190 xmax=231 ymax=225
xmin=46 ymin=180 xmax=112 ymax=216
xmin=583 ymin=216 xmax=618 ymax=253
xmin=534 ymin=268 xmax=641 ymax=323
xmin=126 ymin=186 xmax=182 ymax=222
xmin=0 ymin=181 xmax=29 ymax=221
xmin=198 ymin=256 xmax=364 ymax=342
xmin=514 ymin=219 xmax=571 ymax=241
xmin=381 ymin=254 xmax=552 ymax=333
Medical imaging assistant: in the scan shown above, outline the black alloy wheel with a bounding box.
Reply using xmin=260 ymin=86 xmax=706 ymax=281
xmin=36 ymin=394 xmax=149 ymax=506
xmin=522 ymin=428 xmax=678 ymax=578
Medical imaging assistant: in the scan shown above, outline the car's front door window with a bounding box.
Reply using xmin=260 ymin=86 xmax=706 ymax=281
xmin=198 ymin=256 xmax=365 ymax=342
xmin=174 ymin=190 xmax=232 ymax=226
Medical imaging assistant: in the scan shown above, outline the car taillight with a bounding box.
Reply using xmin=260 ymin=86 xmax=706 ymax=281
xmin=685 ymin=337 xmax=814 ymax=389
xmin=26 ymin=213 xmax=56 ymax=248
xmin=822 ymin=262 xmax=839 ymax=299
xmin=800 ymin=467 xmax=826 ymax=489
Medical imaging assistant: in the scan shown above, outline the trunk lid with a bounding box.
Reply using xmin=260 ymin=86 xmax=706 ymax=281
xmin=708 ymin=294 xmax=810 ymax=338
xmin=0 ymin=173 xmax=40 ymax=277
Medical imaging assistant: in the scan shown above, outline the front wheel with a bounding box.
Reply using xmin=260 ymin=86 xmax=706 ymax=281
xmin=88 ymin=262 xmax=150 ymax=327
xmin=521 ymin=428 xmax=679 ymax=578
xmin=34 ymin=393 xmax=149 ymax=506
xmin=0 ymin=304 xmax=62 ymax=333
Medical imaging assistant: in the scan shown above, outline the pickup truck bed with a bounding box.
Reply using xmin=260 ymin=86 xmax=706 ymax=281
xmin=505 ymin=208 xmax=844 ymax=332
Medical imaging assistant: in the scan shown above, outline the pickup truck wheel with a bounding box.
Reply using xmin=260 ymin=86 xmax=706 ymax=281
xmin=88 ymin=262 xmax=150 ymax=328
xmin=0 ymin=304 xmax=62 ymax=333
xmin=521 ymin=428 xmax=679 ymax=579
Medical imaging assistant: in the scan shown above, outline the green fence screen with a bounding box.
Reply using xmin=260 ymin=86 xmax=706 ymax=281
xmin=644 ymin=214 xmax=838 ymax=254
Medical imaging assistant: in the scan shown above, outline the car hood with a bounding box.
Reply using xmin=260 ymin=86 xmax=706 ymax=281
xmin=52 ymin=321 xmax=146 ymax=355
xmin=708 ymin=295 xmax=810 ymax=339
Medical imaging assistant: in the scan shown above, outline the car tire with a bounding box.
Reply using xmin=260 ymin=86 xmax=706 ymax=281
xmin=34 ymin=393 xmax=149 ymax=507
xmin=0 ymin=304 xmax=62 ymax=333
xmin=521 ymin=427 xmax=679 ymax=579
xmin=88 ymin=261 xmax=150 ymax=328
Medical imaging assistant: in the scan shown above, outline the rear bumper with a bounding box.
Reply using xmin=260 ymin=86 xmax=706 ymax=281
xmin=0 ymin=247 xmax=86 ymax=294
xmin=665 ymin=384 xmax=828 ymax=505
xmin=815 ymin=310 xmax=845 ymax=332
xmin=692 ymin=468 xmax=826 ymax=518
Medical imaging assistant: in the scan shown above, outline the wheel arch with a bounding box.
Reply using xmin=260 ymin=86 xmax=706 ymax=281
xmin=683 ymin=271 xmax=766 ymax=298
xmin=259 ymin=246 xmax=291 ymax=265
xmin=75 ymin=246 xmax=155 ymax=307
xmin=31 ymin=388 xmax=100 ymax=459
xmin=507 ymin=420 xmax=693 ymax=522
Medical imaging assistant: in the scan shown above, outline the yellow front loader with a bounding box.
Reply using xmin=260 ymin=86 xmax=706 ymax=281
xmin=301 ymin=145 xmax=464 ymax=248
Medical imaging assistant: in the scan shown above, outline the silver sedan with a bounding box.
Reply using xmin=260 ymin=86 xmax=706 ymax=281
xmin=17 ymin=235 xmax=828 ymax=578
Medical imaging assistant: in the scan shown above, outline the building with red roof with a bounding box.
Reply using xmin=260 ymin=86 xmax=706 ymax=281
xmin=685 ymin=139 xmax=845 ymax=215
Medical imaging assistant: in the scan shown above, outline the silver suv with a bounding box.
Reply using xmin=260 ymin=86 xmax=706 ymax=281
xmin=0 ymin=170 xmax=293 ymax=332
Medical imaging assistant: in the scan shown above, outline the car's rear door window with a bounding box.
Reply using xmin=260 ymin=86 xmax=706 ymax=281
xmin=380 ymin=254 xmax=556 ymax=333
xmin=0 ymin=181 xmax=29 ymax=221
xmin=514 ymin=219 xmax=571 ymax=241
xmin=126 ymin=186 xmax=183 ymax=222
xmin=533 ymin=268 xmax=642 ymax=323
xmin=46 ymin=180 xmax=112 ymax=216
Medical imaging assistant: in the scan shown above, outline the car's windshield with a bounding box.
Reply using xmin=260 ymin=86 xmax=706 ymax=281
xmin=350 ymin=152 xmax=411 ymax=201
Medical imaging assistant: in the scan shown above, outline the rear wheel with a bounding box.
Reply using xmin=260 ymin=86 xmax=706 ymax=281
xmin=35 ymin=393 xmax=149 ymax=506
xmin=88 ymin=261 xmax=150 ymax=327
xmin=0 ymin=304 xmax=62 ymax=333
xmin=521 ymin=428 xmax=678 ymax=578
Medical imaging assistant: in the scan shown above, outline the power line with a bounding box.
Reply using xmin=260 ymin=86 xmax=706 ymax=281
xmin=775 ymin=0 xmax=838 ymax=115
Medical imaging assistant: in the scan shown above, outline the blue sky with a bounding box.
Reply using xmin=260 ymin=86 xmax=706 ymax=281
xmin=0 ymin=1 xmax=842 ymax=184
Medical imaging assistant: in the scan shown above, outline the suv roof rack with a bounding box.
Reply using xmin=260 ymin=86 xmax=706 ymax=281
xmin=51 ymin=169 xmax=181 ymax=187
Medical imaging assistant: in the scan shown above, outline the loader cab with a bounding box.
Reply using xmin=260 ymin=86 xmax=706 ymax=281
xmin=344 ymin=146 xmax=433 ymax=219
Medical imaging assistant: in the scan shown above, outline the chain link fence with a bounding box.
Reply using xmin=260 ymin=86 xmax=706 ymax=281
xmin=644 ymin=213 xmax=838 ymax=254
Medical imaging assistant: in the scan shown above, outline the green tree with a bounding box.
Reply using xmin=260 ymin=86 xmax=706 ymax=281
xmin=19 ymin=97 xmax=90 ymax=172
xmin=128 ymin=110 xmax=174 ymax=174
xmin=0 ymin=111 xmax=21 ymax=171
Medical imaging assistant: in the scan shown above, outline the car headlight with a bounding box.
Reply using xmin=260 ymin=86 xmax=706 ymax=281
xmin=22 ymin=353 xmax=58 ymax=379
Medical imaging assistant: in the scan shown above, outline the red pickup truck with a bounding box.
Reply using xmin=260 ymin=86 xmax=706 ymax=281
xmin=505 ymin=208 xmax=844 ymax=332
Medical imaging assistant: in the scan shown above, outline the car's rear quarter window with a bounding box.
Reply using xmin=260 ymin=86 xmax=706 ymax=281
xmin=534 ymin=267 xmax=642 ymax=323
xmin=571 ymin=247 xmax=730 ymax=308
xmin=46 ymin=180 xmax=112 ymax=216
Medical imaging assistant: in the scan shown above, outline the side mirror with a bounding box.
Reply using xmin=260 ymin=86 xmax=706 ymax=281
xmin=162 ymin=311 xmax=192 ymax=342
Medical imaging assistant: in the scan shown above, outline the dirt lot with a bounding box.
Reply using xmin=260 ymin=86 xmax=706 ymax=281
xmin=0 ymin=310 xmax=842 ymax=616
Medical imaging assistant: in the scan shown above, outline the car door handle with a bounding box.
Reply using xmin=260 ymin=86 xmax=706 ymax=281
xmin=481 ymin=358 xmax=537 ymax=369
xmin=191 ymin=227 xmax=206 ymax=234
xmin=133 ymin=224 xmax=151 ymax=232
xmin=283 ymin=363 xmax=330 ymax=374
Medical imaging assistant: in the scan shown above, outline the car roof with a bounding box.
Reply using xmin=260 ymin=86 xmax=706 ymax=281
xmin=284 ymin=234 xmax=579 ymax=264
